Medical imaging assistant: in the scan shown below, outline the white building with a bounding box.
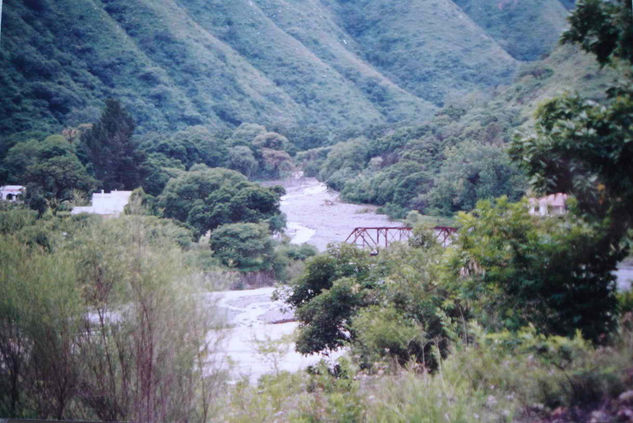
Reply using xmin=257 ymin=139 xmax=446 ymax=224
xmin=71 ymin=190 xmax=132 ymax=217
xmin=0 ymin=185 xmax=25 ymax=202
xmin=528 ymin=193 xmax=568 ymax=216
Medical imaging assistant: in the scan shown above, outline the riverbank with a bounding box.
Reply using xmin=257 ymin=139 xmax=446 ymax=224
xmin=274 ymin=173 xmax=398 ymax=251
xmin=205 ymin=287 xmax=341 ymax=382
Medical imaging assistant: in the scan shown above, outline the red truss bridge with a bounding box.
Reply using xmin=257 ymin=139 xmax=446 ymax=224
xmin=344 ymin=226 xmax=458 ymax=251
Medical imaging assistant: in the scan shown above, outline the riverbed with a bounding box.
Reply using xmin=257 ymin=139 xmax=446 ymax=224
xmin=213 ymin=174 xmax=633 ymax=382
xmin=277 ymin=173 xmax=396 ymax=250
xmin=212 ymin=174 xmax=386 ymax=381
xmin=206 ymin=287 xmax=341 ymax=382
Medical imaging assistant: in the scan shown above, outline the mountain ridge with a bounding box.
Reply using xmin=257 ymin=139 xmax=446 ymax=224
xmin=0 ymin=0 xmax=573 ymax=136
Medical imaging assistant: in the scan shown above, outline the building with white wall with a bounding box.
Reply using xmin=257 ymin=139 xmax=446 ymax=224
xmin=528 ymin=193 xmax=568 ymax=216
xmin=71 ymin=190 xmax=132 ymax=217
xmin=0 ymin=185 xmax=25 ymax=202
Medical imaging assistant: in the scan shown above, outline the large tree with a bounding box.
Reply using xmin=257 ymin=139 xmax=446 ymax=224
xmin=506 ymin=0 xmax=633 ymax=340
xmin=449 ymin=197 xmax=620 ymax=342
xmin=2 ymin=135 xmax=95 ymax=212
xmin=209 ymin=222 xmax=273 ymax=272
xmin=159 ymin=165 xmax=284 ymax=238
xmin=511 ymin=0 xmax=633 ymax=247
xmin=79 ymin=99 xmax=145 ymax=191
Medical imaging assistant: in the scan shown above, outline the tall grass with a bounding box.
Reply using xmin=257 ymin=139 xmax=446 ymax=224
xmin=217 ymin=319 xmax=633 ymax=422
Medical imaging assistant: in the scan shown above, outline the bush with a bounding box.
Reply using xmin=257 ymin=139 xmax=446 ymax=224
xmin=448 ymin=197 xmax=620 ymax=342
xmin=210 ymin=222 xmax=274 ymax=272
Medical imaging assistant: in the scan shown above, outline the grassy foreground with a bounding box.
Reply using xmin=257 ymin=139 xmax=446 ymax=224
xmin=220 ymin=319 xmax=633 ymax=422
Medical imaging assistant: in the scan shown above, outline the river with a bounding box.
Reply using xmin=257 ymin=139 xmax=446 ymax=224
xmin=277 ymin=173 xmax=397 ymax=250
xmin=211 ymin=174 xmax=633 ymax=382
xmin=211 ymin=174 xmax=393 ymax=381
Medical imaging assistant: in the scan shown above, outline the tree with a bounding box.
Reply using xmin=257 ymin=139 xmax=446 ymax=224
xmin=0 ymin=213 xmax=226 ymax=420
xmin=2 ymin=135 xmax=95 ymax=212
xmin=79 ymin=99 xmax=145 ymax=190
xmin=561 ymin=0 xmax=632 ymax=66
xmin=139 ymin=126 xmax=228 ymax=170
xmin=504 ymin=0 xmax=633 ymax=341
xmin=226 ymin=146 xmax=258 ymax=178
xmin=425 ymin=141 xmax=526 ymax=215
xmin=140 ymin=153 xmax=184 ymax=196
xmin=509 ymin=0 xmax=633 ymax=324
xmin=159 ymin=166 xmax=284 ymax=238
xmin=511 ymin=0 xmax=632 ymax=222
xmin=0 ymin=235 xmax=83 ymax=418
xmin=448 ymin=197 xmax=619 ymax=342
xmin=71 ymin=216 xmax=225 ymax=422
xmin=285 ymin=244 xmax=374 ymax=353
xmin=209 ymin=222 xmax=273 ymax=271
xmin=284 ymin=242 xmax=460 ymax=370
xmin=26 ymin=155 xmax=94 ymax=203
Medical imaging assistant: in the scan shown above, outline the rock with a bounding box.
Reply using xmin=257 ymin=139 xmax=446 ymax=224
xmin=589 ymin=410 xmax=610 ymax=423
xmin=619 ymin=390 xmax=633 ymax=404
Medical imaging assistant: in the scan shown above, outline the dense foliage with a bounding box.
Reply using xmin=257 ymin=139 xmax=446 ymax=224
xmin=158 ymin=165 xmax=284 ymax=238
xmin=449 ymin=198 xmax=620 ymax=342
xmin=282 ymin=239 xmax=462 ymax=370
xmin=210 ymin=222 xmax=274 ymax=272
xmin=0 ymin=0 xmax=573 ymax=136
xmin=78 ymin=99 xmax=145 ymax=190
xmin=4 ymin=1 xmax=633 ymax=421
xmin=0 ymin=211 xmax=225 ymax=421
xmin=0 ymin=134 xmax=94 ymax=213
xmin=297 ymin=42 xmax=615 ymax=218
xmin=285 ymin=0 xmax=632 ymax=371
xmin=509 ymin=0 xmax=633 ymax=338
xmin=224 ymin=325 xmax=633 ymax=422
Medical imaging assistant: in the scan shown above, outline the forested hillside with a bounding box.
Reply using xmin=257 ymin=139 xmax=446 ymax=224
xmin=1 ymin=0 xmax=572 ymax=137
xmin=299 ymin=43 xmax=615 ymax=217
xmin=3 ymin=1 xmax=633 ymax=421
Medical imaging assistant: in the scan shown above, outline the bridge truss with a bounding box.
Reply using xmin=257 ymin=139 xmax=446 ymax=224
xmin=344 ymin=227 xmax=412 ymax=252
xmin=344 ymin=225 xmax=458 ymax=252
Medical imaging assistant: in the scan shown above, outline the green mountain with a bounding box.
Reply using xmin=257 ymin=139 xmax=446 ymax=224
xmin=0 ymin=0 xmax=572 ymax=136
xmin=300 ymin=44 xmax=617 ymax=217
xmin=453 ymin=0 xmax=569 ymax=60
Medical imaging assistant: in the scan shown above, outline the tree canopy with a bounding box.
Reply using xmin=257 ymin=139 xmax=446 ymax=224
xmin=159 ymin=165 xmax=285 ymax=238
xmin=79 ymin=99 xmax=145 ymax=191
xmin=209 ymin=222 xmax=273 ymax=272
xmin=1 ymin=134 xmax=94 ymax=212
xmin=511 ymin=0 xmax=633 ymax=251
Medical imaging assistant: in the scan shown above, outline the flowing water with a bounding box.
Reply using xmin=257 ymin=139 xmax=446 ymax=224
xmin=277 ymin=172 xmax=396 ymax=250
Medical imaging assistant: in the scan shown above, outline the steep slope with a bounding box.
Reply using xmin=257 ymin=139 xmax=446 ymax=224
xmin=453 ymin=0 xmax=569 ymax=60
xmin=0 ymin=0 xmax=573 ymax=136
xmin=321 ymin=0 xmax=519 ymax=105
xmin=173 ymin=0 xmax=435 ymax=128
xmin=301 ymin=44 xmax=617 ymax=217
xmin=0 ymin=0 xmax=303 ymax=134
xmin=179 ymin=0 xmax=435 ymax=124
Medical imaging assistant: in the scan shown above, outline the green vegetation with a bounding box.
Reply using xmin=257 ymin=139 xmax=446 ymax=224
xmin=0 ymin=213 xmax=227 ymax=420
xmin=0 ymin=96 xmax=314 ymax=281
xmin=449 ymin=197 xmax=619 ymax=342
xmin=262 ymin=4 xmax=631 ymax=420
xmin=0 ymin=133 xmax=94 ymax=213
xmin=454 ymin=0 xmax=569 ymax=60
xmin=78 ymin=99 xmax=145 ymax=190
xmin=158 ymin=165 xmax=284 ymax=238
xmin=0 ymin=0 xmax=572 ymax=137
xmin=222 ymin=325 xmax=633 ymax=422
xmin=210 ymin=222 xmax=274 ymax=272
xmin=3 ymin=0 xmax=633 ymax=421
xmin=299 ymin=42 xmax=616 ymax=219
